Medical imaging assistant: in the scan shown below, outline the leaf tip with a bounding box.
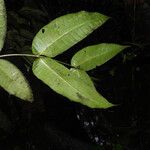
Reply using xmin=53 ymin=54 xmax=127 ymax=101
xmin=122 ymin=45 xmax=130 ymax=49
xmin=100 ymin=102 xmax=115 ymax=109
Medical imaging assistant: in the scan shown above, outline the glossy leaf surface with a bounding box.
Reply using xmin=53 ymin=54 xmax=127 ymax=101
xmin=32 ymin=58 xmax=113 ymax=108
xmin=0 ymin=0 xmax=7 ymax=51
xmin=71 ymin=43 xmax=128 ymax=71
xmin=32 ymin=11 xmax=109 ymax=57
xmin=0 ymin=59 xmax=33 ymax=101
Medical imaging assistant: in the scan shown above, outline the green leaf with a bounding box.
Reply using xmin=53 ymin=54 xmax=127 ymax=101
xmin=0 ymin=59 xmax=33 ymax=101
xmin=0 ymin=0 xmax=7 ymax=51
xmin=32 ymin=11 xmax=109 ymax=57
xmin=32 ymin=58 xmax=113 ymax=108
xmin=71 ymin=43 xmax=129 ymax=71
xmin=70 ymin=68 xmax=95 ymax=90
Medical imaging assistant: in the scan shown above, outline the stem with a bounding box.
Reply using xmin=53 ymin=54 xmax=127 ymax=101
xmin=0 ymin=53 xmax=74 ymax=68
xmin=0 ymin=53 xmax=42 ymax=58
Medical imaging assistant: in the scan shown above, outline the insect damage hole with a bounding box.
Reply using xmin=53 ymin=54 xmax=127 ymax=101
xmin=42 ymin=28 xmax=45 ymax=33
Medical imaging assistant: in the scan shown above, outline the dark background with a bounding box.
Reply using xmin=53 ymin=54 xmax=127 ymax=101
xmin=0 ymin=0 xmax=150 ymax=149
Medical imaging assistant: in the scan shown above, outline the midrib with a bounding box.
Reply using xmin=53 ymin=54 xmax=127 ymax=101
xmin=39 ymin=18 xmax=100 ymax=55
xmin=76 ymin=49 xmax=109 ymax=67
xmin=41 ymin=59 xmax=99 ymax=104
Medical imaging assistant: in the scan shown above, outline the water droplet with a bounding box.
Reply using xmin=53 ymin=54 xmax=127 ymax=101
xmin=91 ymin=121 xmax=94 ymax=126
xmin=99 ymin=142 xmax=104 ymax=146
xmin=94 ymin=136 xmax=99 ymax=142
xmin=84 ymin=121 xmax=89 ymax=126
xmin=77 ymin=114 xmax=80 ymax=120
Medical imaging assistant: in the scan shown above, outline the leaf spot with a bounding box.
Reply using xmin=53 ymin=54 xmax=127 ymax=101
xmin=76 ymin=92 xmax=83 ymax=99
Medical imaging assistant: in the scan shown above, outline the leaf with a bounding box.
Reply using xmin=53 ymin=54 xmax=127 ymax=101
xmin=32 ymin=58 xmax=113 ymax=108
xmin=0 ymin=59 xmax=33 ymax=101
xmin=70 ymin=68 xmax=95 ymax=90
xmin=0 ymin=0 xmax=7 ymax=51
xmin=71 ymin=43 xmax=129 ymax=71
xmin=32 ymin=11 xmax=109 ymax=57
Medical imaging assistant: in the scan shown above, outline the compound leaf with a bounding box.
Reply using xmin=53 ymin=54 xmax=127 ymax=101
xmin=0 ymin=59 xmax=33 ymax=101
xmin=32 ymin=58 xmax=113 ymax=108
xmin=32 ymin=11 xmax=109 ymax=57
xmin=0 ymin=0 xmax=7 ymax=51
xmin=71 ymin=43 xmax=128 ymax=71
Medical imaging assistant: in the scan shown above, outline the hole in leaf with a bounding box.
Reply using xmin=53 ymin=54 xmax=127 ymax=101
xmin=42 ymin=29 xmax=45 ymax=33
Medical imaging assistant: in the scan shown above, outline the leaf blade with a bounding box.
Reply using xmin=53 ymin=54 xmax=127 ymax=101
xmin=71 ymin=43 xmax=128 ymax=71
xmin=70 ymin=68 xmax=96 ymax=90
xmin=0 ymin=59 xmax=33 ymax=101
xmin=0 ymin=0 xmax=7 ymax=51
xmin=32 ymin=11 xmax=109 ymax=57
xmin=32 ymin=58 xmax=113 ymax=108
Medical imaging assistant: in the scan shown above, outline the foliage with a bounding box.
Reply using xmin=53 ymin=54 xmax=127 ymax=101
xmin=0 ymin=0 xmax=33 ymax=101
xmin=32 ymin=11 xmax=109 ymax=57
xmin=0 ymin=59 xmax=33 ymax=101
xmin=32 ymin=58 xmax=113 ymax=108
xmin=71 ymin=43 xmax=128 ymax=71
xmin=0 ymin=0 xmax=6 ymax=50
xmin=0 ymin=0 xmax=128 ymax=108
